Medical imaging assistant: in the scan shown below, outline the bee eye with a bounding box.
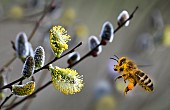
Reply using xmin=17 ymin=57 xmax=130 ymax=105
xmin=114 ymin=68 xmax=117 ymax=71
xmin=119 ymin=58 xmax=126 ymax=66
xmin=119 ymin=68 xmax=124 ymax=71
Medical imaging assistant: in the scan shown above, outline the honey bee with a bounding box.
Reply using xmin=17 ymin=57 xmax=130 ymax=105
xmin=110 ymin=55 xmax=154 ymax=95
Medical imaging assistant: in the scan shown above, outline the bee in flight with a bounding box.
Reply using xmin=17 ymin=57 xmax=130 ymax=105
xmin=110 ymin=55 xmax=154 ymax=95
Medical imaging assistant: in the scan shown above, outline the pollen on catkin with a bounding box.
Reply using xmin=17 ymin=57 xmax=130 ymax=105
xmin=34 ymin=46 xmax=45 ymax=70
xmin=49 ymin=65 xmax=84 ymax=95
xmin=49 ymin=26 xmax=71 ymax=58
xmin=21 ymin=56 xmax=35 ymax=78
xmin=12 ymin=81 xmax=35 ymax=97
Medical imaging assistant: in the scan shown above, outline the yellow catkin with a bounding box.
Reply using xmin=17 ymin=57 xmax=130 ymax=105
xmin=12 ymin=81 xmax=35 ymax=97
xmin=49 ymin=26 xmax=71 ymax=57
xmin=49 ymin=65 xmax=84 ymax=95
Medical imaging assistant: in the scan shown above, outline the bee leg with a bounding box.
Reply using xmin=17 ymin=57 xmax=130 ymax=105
xmin=122 ymin=74 xmax=127 ymax=83
xmin=124 ymin=86 xmax=130 ymax=95
xmin=124 ymin=81 xmax=136 ymax=95
xmin=115 ymin=75 xmax=122 ymax=81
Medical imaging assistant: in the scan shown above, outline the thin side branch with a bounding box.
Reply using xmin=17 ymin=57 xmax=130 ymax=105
xmin=0 ymin=56 xmax=16 ymax=75
xmin=6 ymin=81 xmax=52 ymax=110
xmin=0 ymin=0 xmax=56 ymax=75
xmin=28 ymin=0 xmax=54 ymax=41
xmin=69 ymin=6 xmax=139 ymax=68
xmin=0 ymin=94 xmax=13 ymax=109
xmin=0 ymin=42 xmax=82 ymax=91
xmin=114 ymin=6 xmax=138 ymax=33
xmin=35 ymin=42 xmax=82 ymax=72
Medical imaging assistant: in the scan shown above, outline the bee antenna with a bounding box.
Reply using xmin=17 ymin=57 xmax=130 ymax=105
xmin=114 ymin=55 xmax=119 ymax=59
xmin=110 ymin=57 xmax=118 ymax=62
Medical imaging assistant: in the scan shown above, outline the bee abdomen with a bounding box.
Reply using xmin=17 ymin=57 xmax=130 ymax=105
xmin=135 ymin=70 xmax=153 ymax=92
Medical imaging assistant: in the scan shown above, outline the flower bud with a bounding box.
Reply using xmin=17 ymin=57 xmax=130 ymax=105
xmin=21 ymin=56 xmax=35 ymax=78
xmin=67 ymin=52 xmax=80 ymax=65
xmin=12 ymin=81 xmax=35 ymax=97
xmin=88 ymin=36 xmax=102 ymax=57
xmin=34 ymin=46 xmax=45 ymax=70
xmin=49 ymin=65 xmax=84 ymax=95
xmin=117 ymin=10 xmax=130 ymax=27
xmin=100 ymin=21 xmax=114 ymax=45
xmin=15 ymin=32 xmax=29 ymax=61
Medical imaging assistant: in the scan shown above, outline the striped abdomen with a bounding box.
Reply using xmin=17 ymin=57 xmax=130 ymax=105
xmin=135 ymin=70 xmax=153 ymax=92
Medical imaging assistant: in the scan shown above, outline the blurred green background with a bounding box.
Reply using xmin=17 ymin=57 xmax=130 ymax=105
xmin=0 ymin=0 xmax=170 ymax=110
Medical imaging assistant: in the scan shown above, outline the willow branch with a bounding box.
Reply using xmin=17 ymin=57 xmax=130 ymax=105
xmin=21 ymin=54 xmax=53 ymax=110
xmin=6 ymin=6 xmax=138 ymax=110
xmin=0 ymin=94 xmax=13 ymax=109
xmin=28 ymin=0 xmax=54 ymax=41
xmin=0 ymin=0 xmax=55 ymax=76
xmin=6 ymin=81 xmax=52 ymax=110
xmin=69 ymin=6 xmax=139 ymax=68
xmin=0 ymin=42 xmax=82 ymax=91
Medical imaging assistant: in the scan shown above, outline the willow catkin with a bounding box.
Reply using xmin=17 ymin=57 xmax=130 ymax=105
xmin=15 ymin=32 xmax=29 ymax=60
xmin=49 ymin=65 xmax=84 ymax=95
xmin=88 ymin=36 xmax=102 ymax=57
xmin=34 ymin=46 xmax=45 ymax=70
xmin=100 ymin=21 xmax=114 ymax=45
xmin=117 ymin=10 xmax=130 ymax=27
xmin=12 ymin=81 xmax=35 ymax=97
xmin=67 ymin=52 xmax=80 ymax=65
xmin=21 ymin=56 xmax=35 ymax=78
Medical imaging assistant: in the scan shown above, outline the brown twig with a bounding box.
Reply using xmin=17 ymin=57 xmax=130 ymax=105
xmin=34 ymin=42 xmax=82 ymax=72
xmin=0 ymin=42 xmax=82 ymax=109
xmin=6 ymin=81 xmax=52 ymax=110
xmin=6 ymin=6 xmax=138 ymax=110
xmin=0 ymin=94 xmax=13 ymax=109
xmin=21 ymin=54 xmax=53 ymax=110
xmin=0 ymin=1 xmax=55 ymax=76
xmin=69 ymin=6 xmax=139 ymax=68
xmin=0 ymin=56 xmax=16 ymax=75
xmin=0 ymin=1 xmax=56 ymax=108
xmin=0 ymin=42 xmax=82 ymax=91
xmin=28 ymin=0 xmax=54 ymax=41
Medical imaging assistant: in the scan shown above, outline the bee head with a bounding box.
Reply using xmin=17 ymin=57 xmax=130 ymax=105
xmin=111 ymin=55 xmax=126 ymax=72
xmin=118 ymin=57 xmax=126 ymax=66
